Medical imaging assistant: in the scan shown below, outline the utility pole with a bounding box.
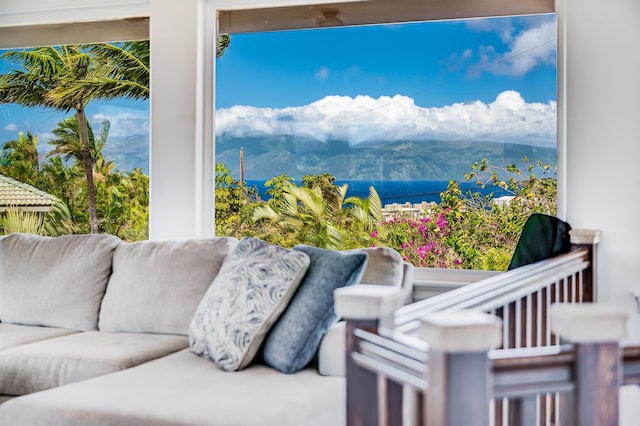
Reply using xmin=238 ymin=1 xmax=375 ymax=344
xmin=239 ymin=147 xmax=244 ymax=185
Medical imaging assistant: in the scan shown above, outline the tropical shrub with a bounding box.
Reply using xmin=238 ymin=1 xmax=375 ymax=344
xmin=372 ymin=214 xmax=463 ymax=268
xmin=214 ymin=162 xmax=260 ymax=238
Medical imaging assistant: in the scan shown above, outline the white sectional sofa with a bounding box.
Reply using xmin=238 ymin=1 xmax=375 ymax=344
xmin=0 ymin=233 xmax=412 ymax=425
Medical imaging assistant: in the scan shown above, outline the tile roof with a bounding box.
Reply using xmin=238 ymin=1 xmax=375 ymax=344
xmin=0 ymin=174 xmax=56 ymax=210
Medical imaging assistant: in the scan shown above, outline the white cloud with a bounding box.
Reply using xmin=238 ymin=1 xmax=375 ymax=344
xmin=460 ymin=17 xmax=556 ymax=77
xmin=315 ymin=66 xmax=329 ymax=80
xmin=474 ymin=20 xmax=556 ymax=77
xmin=4 ymin=123 xmax=17 ymax=132
xmin=215 ymin=90 xmax=556 ymax=146
xmin=92 ymin=111 xmax=148 ymax=137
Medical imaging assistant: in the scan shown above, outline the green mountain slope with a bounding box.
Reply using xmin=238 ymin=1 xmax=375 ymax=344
xmin=216 ymin=136 xmax=556 ymax=181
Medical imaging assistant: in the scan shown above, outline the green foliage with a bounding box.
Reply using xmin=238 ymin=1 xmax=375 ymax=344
xmin=217 ymin=35 xmax=231 ymax=58
xmin=0 ymin=42 xmax=150 ymax=233
xmin=214 ymin=162 xmax=260 ymax=238
xmin=0 ymin=208 xmax=45 ymax=235
xmin=251 ymin=176 xmax=382 ymax=250
xmin=0 ymin=118 xmax=149 ymax=240
xmin=217 ymin=156 xmax=557 ymax=271
xmin=0 ymin=132 xmax=41 ymax=185
xmin=372 ymin=213 xmax=462 ymax=269
xmin=440 ymin=157 xmax=557 ymax=270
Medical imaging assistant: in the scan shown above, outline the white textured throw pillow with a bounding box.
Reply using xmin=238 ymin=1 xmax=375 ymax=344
xmin=189 ymin=238 xmax=310 ymax=371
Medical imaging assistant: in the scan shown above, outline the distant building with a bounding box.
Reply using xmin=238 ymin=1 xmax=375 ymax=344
xmin=493 ymin=196 xmax=515 ymax=209
xmin=382 ymin=200 xmax=437 ymax=220
xmin=0 ymin=174 xmax=56 ymax=212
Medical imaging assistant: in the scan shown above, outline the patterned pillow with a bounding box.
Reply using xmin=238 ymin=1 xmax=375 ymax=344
xmin=189 ymin=238 xmax=310 ymax=371
xmin=263 ymin=245 xmax=368 ymax=373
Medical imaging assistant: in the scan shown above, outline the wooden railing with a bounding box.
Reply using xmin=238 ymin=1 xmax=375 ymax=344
xmin=335 ymin=229 xmax=640 ymax=426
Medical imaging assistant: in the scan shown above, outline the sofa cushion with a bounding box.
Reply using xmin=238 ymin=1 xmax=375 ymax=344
xmin=317 ymin=321 xmax=347 ymax=377
xmin=0 ymin=331 xmax=188 ymax=395
xmin=0 ymin=349 xmax=345 ymax=426
xmin=0 ymin=323 xmax=78 ymax=352
xmin=99 ymin=237 xmax=238 ymax=335
xmin=263 ymin=245 xmax=368 ymax=373
xmin=189 ymin=237 xmax=310 ymax=371
xmin=0 ymin=233 xmax=121 ymax=330
xmin=345 ymin=246 xmax=405 ymax=287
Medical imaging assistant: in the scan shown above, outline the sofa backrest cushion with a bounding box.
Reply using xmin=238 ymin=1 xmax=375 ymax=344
xmin=98 ymin=237 xmax=237 ymax=336
xmin=345 ymin=246 xmax=405 ymax=287
xmin=0 ymin=233 xmax=121 ymax=330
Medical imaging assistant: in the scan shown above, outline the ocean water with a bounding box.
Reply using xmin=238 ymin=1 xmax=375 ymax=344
xmin=245 ymin=180 xmax=510 ymax=205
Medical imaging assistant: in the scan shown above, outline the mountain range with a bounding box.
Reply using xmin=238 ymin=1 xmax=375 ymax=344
xmin=103 ymin=134 xmax=557 ymax=181
xmin=215 ymin=135 xmax=556 ymax=181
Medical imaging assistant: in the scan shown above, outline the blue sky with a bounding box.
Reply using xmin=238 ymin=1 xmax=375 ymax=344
xmin=216 ymin=13 xmax=557 ymax=147
xmin=216 ymin=14 xmax=557 ymax=109
xmin=0 ymin=13 xmax=557 ymax=158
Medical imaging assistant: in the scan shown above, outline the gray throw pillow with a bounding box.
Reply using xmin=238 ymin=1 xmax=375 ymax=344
xmin=189 ymin=238 xmax=310 ymax=371
xmin=263 ymin=244 xmax=368 ymax=374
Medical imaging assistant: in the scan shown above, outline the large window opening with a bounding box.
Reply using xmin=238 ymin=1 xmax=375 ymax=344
xmin=214 ymin=14 xmax=558 ymax=271
xmin=0 ymin=41 xmax=150 ymax=240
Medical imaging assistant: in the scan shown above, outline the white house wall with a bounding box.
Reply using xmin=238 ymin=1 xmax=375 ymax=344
xmin=559 ymin=0 xmax=640 ymax=337
xmin=558 ymin=0 xmax=640 ymax=420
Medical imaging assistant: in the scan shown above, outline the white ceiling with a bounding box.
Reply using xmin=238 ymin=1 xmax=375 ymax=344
xmin=218 ymin=0 xmax=555 ymax=34
xmin=0 ymin=0 xmax=554 ymax=48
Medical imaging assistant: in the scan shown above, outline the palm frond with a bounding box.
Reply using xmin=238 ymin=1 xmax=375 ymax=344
xmin=252 ymin=204 xmax=277 ymax=222
xmin=1 ymin=207 xmax=45 ymax=235
xmin=367 ymin=185 xmax=382 ymax=222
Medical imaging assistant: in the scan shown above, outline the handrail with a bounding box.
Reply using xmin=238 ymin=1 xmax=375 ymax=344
xmin=622 ymin=345 xmax=640 ymax=386
xmin=491 ymin=345 xmax=576 ymax=398
xmin=395 ymin=249 xmax=589 ymax=327
xmin=338 ymin=231 xmax=605 ymax=426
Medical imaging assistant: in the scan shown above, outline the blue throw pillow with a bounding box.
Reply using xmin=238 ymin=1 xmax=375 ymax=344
xmin=262 ymin=244 xmax=368 ymax=374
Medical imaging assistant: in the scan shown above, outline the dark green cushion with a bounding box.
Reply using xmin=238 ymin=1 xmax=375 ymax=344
xmin=507 ymin=213 xmax=572 ymax=270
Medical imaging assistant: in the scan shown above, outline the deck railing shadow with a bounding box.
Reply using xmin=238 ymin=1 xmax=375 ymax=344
xmin=336 ymin=229 xmax=640 ymax=426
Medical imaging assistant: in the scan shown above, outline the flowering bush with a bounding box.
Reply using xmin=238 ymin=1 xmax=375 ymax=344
xmin=372 ymin=213 xmax=463 ymax=269
xmin=218 ymin=157 xmax=557 ymax=272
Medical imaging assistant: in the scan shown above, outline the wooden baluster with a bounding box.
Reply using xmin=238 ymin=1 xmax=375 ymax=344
xmin=335 ymin=285 xmax=406 ymax=426
xmin=417 ymin=310 xmax=502 ymax=426
xmin=551 ymin=303 xmax=628 ymax=426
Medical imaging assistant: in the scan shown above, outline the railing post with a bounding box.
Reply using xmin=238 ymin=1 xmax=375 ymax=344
xmin=335 ymin=285 xmax=406 ymax=426
xmin=551 ymin=303 xmax=628 ymax=426
xmin=569 ymin=230 xmax=601 ymax=302
xmin=418 ymin=310 xmax=502 ymax=426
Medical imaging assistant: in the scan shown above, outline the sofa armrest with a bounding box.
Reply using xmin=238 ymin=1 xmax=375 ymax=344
xmin=318 ymin=261 xmax=414 ymax=377
xmin=317 ymin=321 xmax=346 ymax=377
xmin=400 ymin=262 xmax=414 ymax=304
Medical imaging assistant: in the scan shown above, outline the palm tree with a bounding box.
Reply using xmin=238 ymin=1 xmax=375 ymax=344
xmin=0 ymin=42 xmax=149 ymax=233
xmin=253 ymin=181 xmax=347 ymax=249
xmin=41 ymin=156 xmax=82 ymax=221
xmin=48 ymin=116 xmax=109 ymax=165
xmin=344 ymin=185 xmax=382 ymax=233
xmin=253 ymin=176 xmax=384 ymax=250
xmin=217 ymin=35 xmax=231 ymax=57
xmin=0 ymin=131 xmax=40 ymax=185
